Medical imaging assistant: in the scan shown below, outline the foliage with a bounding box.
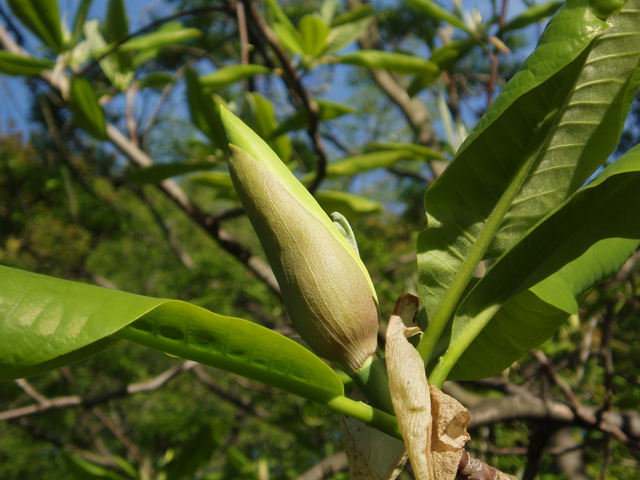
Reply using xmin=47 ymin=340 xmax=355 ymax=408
xmin=1 ymin=0 xmax=639 ymax=479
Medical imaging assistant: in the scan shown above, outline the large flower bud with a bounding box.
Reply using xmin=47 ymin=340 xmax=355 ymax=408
xmin=220 ymin=107 xmax=379 ymax=374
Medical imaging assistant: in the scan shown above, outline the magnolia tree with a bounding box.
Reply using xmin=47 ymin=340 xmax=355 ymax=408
xmin=1 ymin=0 xmax=640 ymax=478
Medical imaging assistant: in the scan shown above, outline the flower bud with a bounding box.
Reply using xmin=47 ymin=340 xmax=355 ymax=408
xmin=220 ymin=107 xmax=379 ymax=374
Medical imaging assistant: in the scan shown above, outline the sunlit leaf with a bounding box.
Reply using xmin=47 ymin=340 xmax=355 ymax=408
xmin=68 ymin=76 xmax=107 ymax=140
xmin=200 ymin=64 xmax=270 ymax=91
xmin=128 ymin=161 xmax=217 ymax=185
xmin=0 ymin=51 xmax=55 ymax=76
xmin=7 ymin=0 xmax=64 ymax=52
xmin=335 ymin=50 xmax=439 ymax=75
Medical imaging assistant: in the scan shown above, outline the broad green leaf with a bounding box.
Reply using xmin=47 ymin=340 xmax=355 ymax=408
xmin=103 ymin=0 xmax=129 ymax=71
xmin=138 ymin=71 xmax=176 ymax=90
xmin=200 ymin=64 xmax=270 ymax=91
xmin=320 ymin=0 xmax=339 ymax=25
xmin=118 ymin=23 xmax=202 ymax=51
xmin=273 ymin=22 xmax=305 ymax=56
xmin=62 ymin=452 xmax=129 ymax=480
xmin=298 ymin=15 xmax=330 ymax=58
xmin=0 ymin=51 xmax=55 ymax=76
xmin=264 ymin=0 xmax=297 ymax=33
xmin=369 ymin=141 xmax=446 ymax=160
xmin=446 ymin=239 xmax=639 ymax=381
xmin=71 ymin=0 xmax=93 ymax=45
xmin=331 ymin=4 xmax=374 ymax=27
xmin=103 ymin=0 xmax=128 ymax=44
xmin=185 ymin=67 xmax=227 ymax=153
xmin=323 ymin=15 xmax=373 ymax=55
xmin=301 ymin=150 xmax=419 ymax=182
xmin=406 ymin=0 xmax=472 ymax=34
xmin=314 ymin=190 xmax=384 ymax=218
xmin=500 ymin=1 xmax=564 ymax=33
xmin=68 ymin=76 xmax=107 ymax=140
xmin=416 ymin=0 xmax=614 ymax=335
xmin=128 ymin=161 xmax=217 ymax=185
xmin=245 ymin=92 xmax=292 ymax=163
xmin=268 ymin=99 xmax=356 ymax=138
xmin=439 ymin=146 xmax=640 ymax=382
xmin=334 ymin=50 xmax=439 ymax=75
xmin=7 ymin=0 xmax=64 ymax=52
xmin=486 ymin=1 xmax=640 ymax=258
xmin=0 ymin=265 xmax=345 ymax=403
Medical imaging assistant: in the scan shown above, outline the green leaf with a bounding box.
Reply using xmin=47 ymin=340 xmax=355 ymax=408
xmin=437 ymin=142 xmax=640 ymax=380
xmin=334 ymin=50 xmax=439 ymax=75
xmin=416 ymin=0 xmax=617 ymax=359
xmin=0 ymin=265 xmax=345 ymax=403
xmin=68 ymin=76 xmax=107 ymax=140
xmin=245 ymin=92 xmax=292 ymax=163
xmin=302 ymin=150 xmax=418 ymax=182
xmin=118 ymin=23 xmax=202 ymax=51
xmin=406 ymin=0 xmax=472 ymax=34
xmin=103 ymin=0 xmax=129 ymax=44
xmin=486 ymin=2 xmax=640 ymax=258
xmin=7 ymin=0 xmax=64 ymax=52
xmin=71 ymin=0 xmax=93 ymax=45
xmin=369 ymin=141 xmax=446 ymax=160
xmin=138 ymin=71 xmax=176 ymax=90
xmin=0 ymin=51 xmax=55 ymax=76
xmin=103 ymin=0 xmax=129 ymax=72
xmin=264 ymin=0 xmax=297 ymax=33
xmin=62 ymin=452 xmax=129 ymax=480
xmin=323 ymin=15 xmax=373 ymax=55
xmin=320 ymin=0 xmax=339 ymax=25
xmin=408 ymin=38 xmax=478 ymax=96
xmin=331 ymin=4 xmax=374 ymax=27
xmin=190 ymin=172 xmax=238 ymax=201
xmin=128 ymin=161 xmax=217 ymax=185
xmin=315 ymin=190 xmax=384 ymax=218
xmin=268 ymin=99 xmax=356 ymax=138
xmin=298 ymin=15 xmax=330 ymax=58
xmin=199 ymin=64 xmax=270 ymax=91
xmin=500 ymin=1 xmax=564 ymax=33
xmin=273 ymin=22 xmax=306 ymax=56
xmin=185 ymin=67 xmax=227 ymax=153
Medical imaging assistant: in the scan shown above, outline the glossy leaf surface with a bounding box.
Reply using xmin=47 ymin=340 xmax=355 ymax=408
xmin=442 ymin=145 xmax=640 ymax=381
xmin=0 ymin=266 xmax=344 ymax=403
xmin=416 ymin=0 xmax=617 ymax=326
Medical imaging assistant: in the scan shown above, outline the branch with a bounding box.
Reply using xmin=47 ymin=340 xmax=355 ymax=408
xmin=294 ymin=452 xmax=348 ymax=480
xmin=0 ymin=21 xmax=281 ymax=297
xmin=0 ymin=361 xmax=197 ymax=422
xmin=458 ymin=450 xmax=519 ymax=480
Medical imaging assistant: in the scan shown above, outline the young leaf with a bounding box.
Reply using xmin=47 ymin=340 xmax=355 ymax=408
xmin=185 ymin=67 xmax=227 ymax=153
xmin=323 ymin=15 xmax=373 ymax=55
xmin=331 ymin=4 xmax=374 ymax=27
xmin=245 ymin=92 xmax=292 ymax=163
xmin=315 ymin=190 xmax=384 ymax=218
xmin=7 ymin=0 xmax=64 ymax=52
xmin=0 ymin=51 xmax=55 ymax=76
xmin=406 ymin=0 xmax=472 ymax=34
xmin=71 ymin=0 xmax=93 ymax=45
xmin=500 ymin=1 xmax=564 ymax=33
xmin=301 ymin=150 xmax=417 ymax=181
xmin=0 ymin=265 xmax=344 ymax=403
xmin=334 ymin=50 xmax=439 ymax=75
xmin=199 ymin=64 xmax=270 ymax=91
xmin=320 ymin=0 xmax=339 ymax=25
xmin=268 ymin=99 xmax=355 ymax=138
xmin=415 ymin=0 xmax=620 ymax=362
xmin=298 ymin=15 xmax=330 ymax=58
xmin=68 ymin=76 xmax=107 ymax=140
xmin=445 ymin=238 xmax=640 ymax=381
xmin=433 ymin=145 xmax=640 ymax=383
xmin=118 ymin=23 xmax=202 ymax=51
xmin=273 ymin=23 xmax=306 ymax=56
xmin=103 ymin=0 xmax=129 ymax=71
xmin=128 ymin=161 xmax=217 ymax=185
xmin=369 ymin=142 xmax=446 ymax=161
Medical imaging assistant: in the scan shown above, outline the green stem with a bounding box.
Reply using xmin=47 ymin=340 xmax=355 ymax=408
xmin=429 ymin=304 xmax=502 ymax=387
xmin=417 ymin=113 xmax=557 ymax=365
xmin=325 ymin=396 xmax=402 ymax=439
xmin=350 ymin=354 xmax=395 ymax=415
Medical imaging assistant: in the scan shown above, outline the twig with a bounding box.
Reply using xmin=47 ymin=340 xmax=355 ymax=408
xmin=485 ymin=0 xmax=509 ymax=107
xmin=236 ymin=2 xmax=249 ymax=65
xmin=125 ymin=83 xmax=140 ymax=147
xmin=458 ymin=450 xmax=519 ymax=480
xmin=294 ymin=452 xmax=348 ymax=480
xmin=245 ymin=2 xmax=329 ymax=193
xmin=0 ymin=361 xmax=197 ymax=422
